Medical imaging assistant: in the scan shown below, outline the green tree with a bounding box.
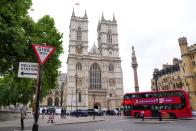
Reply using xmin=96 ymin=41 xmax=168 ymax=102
xmin=0 ymin=0 xmax=63 ymax=106
xmin=0 ymin=0 xmax=32 ymax=74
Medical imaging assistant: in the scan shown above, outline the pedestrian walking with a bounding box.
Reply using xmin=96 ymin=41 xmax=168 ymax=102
xmin=141 ymin=111 xmax=144 ymax=121
xmin=48 ymin=111 xmax=55 ymax=123
xmin=20 ymin=106 xmax=26 ymax=130
xmin=61 ymin=108 xmax=64 ymax=118
xmin=64 ymin=108 xmax=67 ymax=118
xmin=42 ymin=108 xmax=45 ymax=119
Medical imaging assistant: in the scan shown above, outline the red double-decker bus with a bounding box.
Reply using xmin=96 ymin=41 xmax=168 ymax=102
xmin=123 ymin=90 xmax=192 ymax=118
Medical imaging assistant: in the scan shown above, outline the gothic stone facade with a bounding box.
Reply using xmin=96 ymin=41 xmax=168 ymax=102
xmin=179 ymin=37 xmax=196 ymax=110
xmin=41 ymin=73 xmax=67 ymax=107
xmin=151 ymin=58 xmax=184 ymax=91
xmin=151 ymin=37 xmax=196 ymax=111
xmin=65 ymin=10 xmax=124 ymax=111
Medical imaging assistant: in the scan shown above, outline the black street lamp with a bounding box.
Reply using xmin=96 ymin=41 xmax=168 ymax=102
xmin=92 ymin=94 xmax=96 ymax=120
xmin=75 ymin=74 xmax=78 ymax=118
xmin=153 ymin=70 xmax=162 ymax=121
xmin=71 ymin=90 xmax=73 ymax=112
xmin=60 ymin=82 xmax=65 ymax=107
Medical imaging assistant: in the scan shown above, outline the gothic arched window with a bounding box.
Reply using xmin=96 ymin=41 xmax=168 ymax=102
xmin=109 ymin=63 xmax=114 ymax=72
xmin=90 ymin=63 xmax=101 ymax=90
xmin=47 ymin=97 xmax=53 ymax=106
xmin=76 ymin=62 xmax=82 ymax=70
xmin=76 ymin=26 xmax=82 ymax=41
xmin=55 ymin=97 xmax=59 ymax=106
xmin=107 ymin=31 xmax=112 ymax=43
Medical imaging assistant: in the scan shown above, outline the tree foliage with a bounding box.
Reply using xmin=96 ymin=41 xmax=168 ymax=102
xmin=0 ymin=0 xmax=63 ymax=106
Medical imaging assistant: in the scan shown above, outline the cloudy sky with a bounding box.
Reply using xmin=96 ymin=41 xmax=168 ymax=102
xmin=29 ymin=0 xmax=196 ymax=93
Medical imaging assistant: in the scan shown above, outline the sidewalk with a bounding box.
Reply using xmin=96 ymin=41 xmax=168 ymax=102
xmin=0 ymin=115 xmax=105 ymax=128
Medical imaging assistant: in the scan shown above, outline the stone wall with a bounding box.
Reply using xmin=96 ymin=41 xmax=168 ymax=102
xmin=0 ymin=111 xmax=20 ymax=121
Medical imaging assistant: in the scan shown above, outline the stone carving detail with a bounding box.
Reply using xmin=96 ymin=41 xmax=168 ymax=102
xmin=77 ymin=77 xmax=82 ymax=86
xmin=109 ymin=78 xmax=115 ymax=87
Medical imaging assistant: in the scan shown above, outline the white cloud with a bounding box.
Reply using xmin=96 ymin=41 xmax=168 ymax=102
xmin=29 ymin=0 xmax=196 ymax=93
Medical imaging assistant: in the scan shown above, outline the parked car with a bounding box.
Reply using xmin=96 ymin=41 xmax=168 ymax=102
xmin=192 ymin=111 xmax=196 ymax=117
xmin=88 ymin=109 xmax=104 ymax=116
xmin=106 ymin=110 xmax=116 ymax=115
xmin=113 ymin=109 xmax=119 ymax=115
xmin=66 ymin=110 xmax=71 ymax=115
xmin=70 ymin=109 xmax=88 ymax=117
xmin=97 ymin=110 xmax=104 ymax=116
xmin=55 ymin=107 xmax=62 ymax=115
xmin=88 ymin=109 xmax=96 ymax=116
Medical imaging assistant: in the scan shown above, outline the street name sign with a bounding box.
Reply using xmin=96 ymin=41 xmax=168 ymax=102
xmin=32 ymin=44 xmax=56 ymax=65
xmin=18 ymin=62 xmax=38 ymax=79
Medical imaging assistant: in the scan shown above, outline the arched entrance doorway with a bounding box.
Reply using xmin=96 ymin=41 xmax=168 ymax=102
xmin=47 ymin=97 xmax=53 ymax=106
xmin=55 ymin=97 xmax=59 ymax=107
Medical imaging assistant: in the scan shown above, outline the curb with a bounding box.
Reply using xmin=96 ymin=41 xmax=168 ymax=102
xmin=134 ymin=120 xmax=172 ymax=124
xmin=54 ymin=119 xmax=105 ymax=125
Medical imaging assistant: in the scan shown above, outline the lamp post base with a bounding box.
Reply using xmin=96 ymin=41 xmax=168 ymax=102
xmin=32 ymin=122 xmax=39 ymax=131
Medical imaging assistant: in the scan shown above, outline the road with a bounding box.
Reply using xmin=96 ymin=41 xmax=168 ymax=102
xmin=1 ymin=116 xmax=196 ymax=131
xmin=39 ymin=116 xmax=196 ymax=131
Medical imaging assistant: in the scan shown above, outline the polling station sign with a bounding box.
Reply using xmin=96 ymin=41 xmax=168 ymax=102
xmin=18 ymin=62 xmax=38 ymax=79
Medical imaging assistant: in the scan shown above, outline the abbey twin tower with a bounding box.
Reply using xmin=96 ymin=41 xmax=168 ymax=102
xmin=64 ymin=10 xmax=124 ymax=111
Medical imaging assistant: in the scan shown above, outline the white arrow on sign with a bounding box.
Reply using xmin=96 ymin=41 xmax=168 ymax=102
xmin=18 ymin=62 xmax=38 ymax=79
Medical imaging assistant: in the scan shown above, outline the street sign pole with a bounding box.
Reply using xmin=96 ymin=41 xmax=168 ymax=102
xmin=32 ymin=64 xmax=42 ymax=131
xmin=31 ymin=43 xmax=56 ymax=131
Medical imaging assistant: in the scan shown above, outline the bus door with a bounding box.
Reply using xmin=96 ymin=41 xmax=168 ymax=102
xmin=151 ymin=105 xmax=159 ymax=117
xmin=124 ymin=105 xmax=133 ymax=116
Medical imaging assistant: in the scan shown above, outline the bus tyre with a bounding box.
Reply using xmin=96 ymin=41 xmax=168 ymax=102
xmin=134 ymin=113 xmax=140 ymax=118
xmin=169 ymin=113 xmax=177 ymax=119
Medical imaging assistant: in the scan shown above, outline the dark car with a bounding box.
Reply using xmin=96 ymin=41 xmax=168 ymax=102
xmin=88 ymin=109 xmax=98 ymax=116
xmin=88 ymin=109 xmax=104 ymax=116
xmin=97 ymin=110 xmax=104 ymax=116
xmin=70 ymin=109 xmax=88 ymax=117
xmin=106 ymin=110 xmax=116 ymax=115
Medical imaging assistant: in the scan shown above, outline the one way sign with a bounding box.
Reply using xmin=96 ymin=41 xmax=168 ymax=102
xmin=18 ymin=62 xmax=38 ymax=79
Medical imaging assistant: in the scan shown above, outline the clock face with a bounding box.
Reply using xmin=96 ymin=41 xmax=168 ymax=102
xmin=76 ymin=44 xmax=83 ymax=54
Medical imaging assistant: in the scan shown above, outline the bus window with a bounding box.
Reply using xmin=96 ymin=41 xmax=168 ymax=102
xmin=174 ymin=92 xmax=183 ymax=97
xmin=140 ymin=93 xmax=146 ymax=98
xmin=151 ymin=105 xmax=155 ymax=110
xmin=180 ymin=95 xmax=186 ymax=109
xmin=165 ymin=92 xmax=171 ymax=97
xmin=132 ymin=94 xmax=136 ymax=98
xmin=145 ymin=93 xmax=154 ymax=98
xmin=159 ymin=93 xmax=163 ymax=98
xmin=154 ymin=105 xmax=159 ymax=110
xmin=135 ymin=94 xmax=141 ymax=98
xmin=177 ymin=92 xmax=183 ymax=96
xmin=162 ymin=92 xmax=167 ymax=97
xmin=143 ymin=105 xmax=151 ymax=110
xmin=154 ymin=93 xmax=158 ymax=98
xmin=169 ymin=92 xmax=174 ymax=97
xmin=124 ymin=94 xmax=131 ymax=99
xmin=159 ymin=105 xmax=165 ymax=110
xmin=171 ymin=104 xmax=179 ymax=110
